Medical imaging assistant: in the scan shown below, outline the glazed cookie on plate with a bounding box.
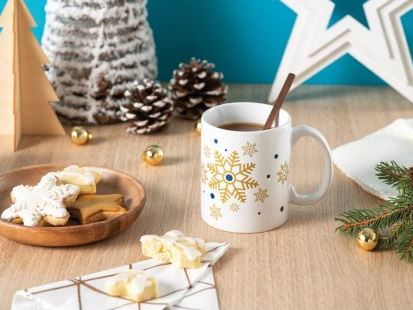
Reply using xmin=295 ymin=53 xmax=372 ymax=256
xmin=51 ymin=165 xmax=102 ymax=194
xmin=67 ymin=194 xmax=127 ymax=224
xmin=1 ymin=174 xmax=80 ymax=226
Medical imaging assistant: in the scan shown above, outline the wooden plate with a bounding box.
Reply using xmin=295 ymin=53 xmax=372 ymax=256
xmin=0 ymin=164 xmax=146 ymax=247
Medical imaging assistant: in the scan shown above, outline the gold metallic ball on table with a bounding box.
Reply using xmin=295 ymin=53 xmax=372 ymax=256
xmin=142 ymin=145 xmax=164 ymax=166
xmin=71 ymin=126 xmax=92 ymax=145
xmin=194 ymin=119 xmax=202 ymax=134
xmin=357 ymin=228 xmax=379 ymax=251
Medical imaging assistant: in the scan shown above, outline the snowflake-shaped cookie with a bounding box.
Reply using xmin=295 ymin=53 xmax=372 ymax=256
xmin=1 ymin=174 xmax=80 ymax=226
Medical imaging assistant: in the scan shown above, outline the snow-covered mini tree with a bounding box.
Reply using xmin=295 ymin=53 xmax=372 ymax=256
xmin=0 ymin=0 xmax=65 ymax=151
xmin=42 ymin=0 xmax=157 ymax=124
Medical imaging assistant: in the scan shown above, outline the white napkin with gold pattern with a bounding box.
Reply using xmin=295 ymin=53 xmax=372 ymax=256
xmin=333 ymin=119 xmax=413 ymax=200
xmin=12 ymin=242 xmax=229 ymax=310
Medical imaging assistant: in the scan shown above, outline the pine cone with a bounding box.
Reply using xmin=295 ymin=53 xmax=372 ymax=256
xmin=169 ymin=58 xmax=228 ymax=120
xmin=120 ymin=79 xmax=173 ymax=134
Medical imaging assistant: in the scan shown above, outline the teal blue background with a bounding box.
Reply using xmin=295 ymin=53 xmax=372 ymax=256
xmin=1 ymin=0 xmax=412 ymax=84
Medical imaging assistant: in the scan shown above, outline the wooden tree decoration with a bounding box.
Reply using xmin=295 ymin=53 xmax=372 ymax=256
xmin=0 ymin=0 xmax=65 ymax=151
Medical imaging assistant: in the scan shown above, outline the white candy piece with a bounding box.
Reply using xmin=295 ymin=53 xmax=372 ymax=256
xmin=1 ymin=174 xmax=80 ymax=226
xmin=140 ymin=230 xmax=206 ymax=268
xmin=106 ymin=270 xmax=157 ymax=302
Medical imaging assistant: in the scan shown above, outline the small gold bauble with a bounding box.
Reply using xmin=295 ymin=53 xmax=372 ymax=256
xmin=71 ymin=126 xmax=92 ymax=145
xmin=142 ymin=145 xmax=164 ymax=166
xmin=195 ymin=119 xmax=202 ymax=134
xmin=357 ymin=228 xmax=379 ymax=251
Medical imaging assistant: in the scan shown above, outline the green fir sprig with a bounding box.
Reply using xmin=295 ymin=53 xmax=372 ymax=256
xmin=336 ymin=161 xmax=413 ymax=263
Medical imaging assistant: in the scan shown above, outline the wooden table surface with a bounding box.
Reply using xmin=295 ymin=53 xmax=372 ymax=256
xmin=1 ymin=85 xmax=413 ymax=310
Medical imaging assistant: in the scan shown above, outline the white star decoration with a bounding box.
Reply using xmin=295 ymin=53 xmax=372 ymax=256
xmin=269 ymin=0 xmax=413 ymax=103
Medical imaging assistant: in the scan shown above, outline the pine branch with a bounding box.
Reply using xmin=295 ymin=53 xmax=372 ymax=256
xmin=379 ymin=220 xmax=412 ymax=249
xmin=336 ymin=160 xmax=413 ymax=263
xmin=375 ymin=161 xmax=411 ymax=192
xmin=387 ymin=193 xmax=413 ymax=209
xmin=395 ymin=222 xmax=413 ymax=262
xmin=335 ymin=204 xmax=413 ymax=237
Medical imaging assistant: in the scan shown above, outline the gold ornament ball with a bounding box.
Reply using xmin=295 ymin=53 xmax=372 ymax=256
xmin=357 ymin=228 xmax=379 ymax=251
xmin=195 ymin=119 xmax=202 ymax=134
xmin=71 ymin=127 xmax=92 ymax=145
xmin=142 ymin=145 xmax=164 ymax=166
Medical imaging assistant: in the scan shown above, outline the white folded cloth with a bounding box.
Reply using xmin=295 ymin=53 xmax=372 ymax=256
xmin=333 ymin=119 xmax=413 ymax=200
xmin=12 ymin=242 xmax=230 ymax=310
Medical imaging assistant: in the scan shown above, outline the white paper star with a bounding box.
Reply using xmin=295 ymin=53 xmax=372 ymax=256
xmin=270 ymin=0 xmax=413 ymax=102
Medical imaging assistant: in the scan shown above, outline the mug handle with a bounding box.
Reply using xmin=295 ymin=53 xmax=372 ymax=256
xmin=289 ymin=125 xmax=333 ymax=205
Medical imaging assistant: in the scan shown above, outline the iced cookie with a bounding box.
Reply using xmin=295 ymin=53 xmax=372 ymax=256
xmin=140 ymin=230 xmax=206 ymax=268
xmin=106 ymin=270 xmax=157 ymax=302
xmin=1 ymin=174 xmax=80 ymax=226
xmin=51 ymin=165 xmax=102 ymax=194
xmin=67 ymin=194 xmax=127 ymax=224
xmin=11 ymin=217 xmax=64 ymax=227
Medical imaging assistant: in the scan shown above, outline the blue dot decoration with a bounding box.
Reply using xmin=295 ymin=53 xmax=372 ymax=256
xmin=225 ymin=148 xmax=228 ymax=152
xmin=210 ymin=193 xmax=215 ymax=199
xmin=280 ymin=206 xmax=284 ymax=212
xmin=274 ymin=154 xmax=279 ymax=159
xmin=214 ymin=139 xmax=218 ymax=144
xmin=266 ymin=174 xmax=271 ymax=178
xmin=225 ymin=173 xmax=233 ymax=182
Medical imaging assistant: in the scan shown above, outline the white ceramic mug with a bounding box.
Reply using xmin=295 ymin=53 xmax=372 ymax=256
xmin=200 ymin=102 xmax=333 ymax=233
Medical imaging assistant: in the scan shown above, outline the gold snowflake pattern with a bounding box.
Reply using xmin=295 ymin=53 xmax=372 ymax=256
xmin=242 ymin=141 xmax=258 ymax=157
xmin=201 ymin=164 xmax=208 ymax=185
xmin=229 ymin=202 xmax=240 ymax=212
xmin=210 ymin=204 xmax=222 ymax=220
xmin=254 ymin=188 xmax=269 ymax=203
xmin=203 ymin=145 xmax=211 ymax=158
xmin=208 ymin=150 xmax=259 ymax=203
xmin=277 ymin=161 xmax=289 ymax=184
